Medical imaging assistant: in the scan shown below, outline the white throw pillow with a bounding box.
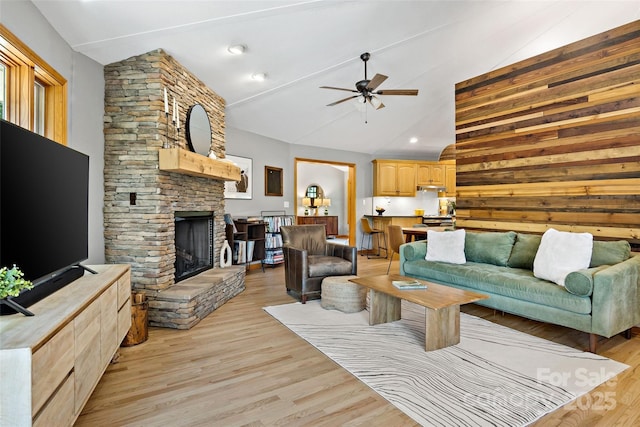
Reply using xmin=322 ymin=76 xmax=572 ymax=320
xmin=533 ymin=228 xmax=593 ymax=286
xmin=425 ymin=229 xmax=466 ymax=264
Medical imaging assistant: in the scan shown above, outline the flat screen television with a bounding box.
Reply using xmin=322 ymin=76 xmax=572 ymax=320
xmin=1 ymin=119 xmax=90 ymax=315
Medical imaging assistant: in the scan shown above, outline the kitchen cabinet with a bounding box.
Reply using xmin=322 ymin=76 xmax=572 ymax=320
xmin=445 ymin=164 xmax=456 ymax=197
xmin=372 ymin=160 xmax=416 ymax=196
xmin=416 ymin=162 xmax=445 ymax=186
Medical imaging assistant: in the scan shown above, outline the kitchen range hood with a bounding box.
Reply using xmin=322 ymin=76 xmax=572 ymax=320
xmin=417 ymin=185 xmax=446 ymax=192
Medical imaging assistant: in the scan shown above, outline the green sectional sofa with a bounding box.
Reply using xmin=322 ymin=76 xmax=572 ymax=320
xmin=399 ymin=231 xmax=640 ymax=352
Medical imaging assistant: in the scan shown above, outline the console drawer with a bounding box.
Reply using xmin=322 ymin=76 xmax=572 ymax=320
xmin=33 ymin=372 xmax=75 ymax=427
xmin=32 ymin=321 xmax=74 ymax=415
xmin=117 ymin=270 xmax=131 ymax=309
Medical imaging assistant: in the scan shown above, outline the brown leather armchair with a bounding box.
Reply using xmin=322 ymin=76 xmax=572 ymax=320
xmin=281 ymin=225 xmax=357 ymax=303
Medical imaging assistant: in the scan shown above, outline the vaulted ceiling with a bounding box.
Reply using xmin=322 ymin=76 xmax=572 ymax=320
xmin=33 ymin=1 xmax=639 ymax=159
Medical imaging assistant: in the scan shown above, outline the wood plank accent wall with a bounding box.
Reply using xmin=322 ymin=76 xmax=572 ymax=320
xmin=454 ymin=20 xmax=640 ymax=248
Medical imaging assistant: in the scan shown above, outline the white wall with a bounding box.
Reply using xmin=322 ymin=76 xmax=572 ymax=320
xmin=1 ymin=1 xmax=106 ymax=264
xmin=225 ymin=127 xmax=375 ymax=240
xmin=224 ymin=127 xmax=294 ymax=217
xmin=297 ymin=163 xmax=347 ymax=235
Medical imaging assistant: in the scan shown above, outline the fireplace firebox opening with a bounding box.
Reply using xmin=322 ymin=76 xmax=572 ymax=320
xmin=174 ymin=211 xmax=214 ymax=283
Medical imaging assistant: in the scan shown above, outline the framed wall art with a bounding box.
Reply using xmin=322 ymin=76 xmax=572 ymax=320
xmin=265 ymin=166 xmax=283 ymax=196
xmin=224 ymin=155 xmax=252 ymax=199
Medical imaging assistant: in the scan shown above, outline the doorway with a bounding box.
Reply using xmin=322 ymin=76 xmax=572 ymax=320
xmin=294 ymin=158 xmax=357 ymax=246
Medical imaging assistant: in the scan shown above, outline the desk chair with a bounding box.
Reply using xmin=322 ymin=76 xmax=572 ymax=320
xmin=360 ymin=217 xmax=387 ymax=259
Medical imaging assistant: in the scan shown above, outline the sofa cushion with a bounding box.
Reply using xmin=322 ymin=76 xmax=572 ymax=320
xmin=533 ymin=228 xmax=593 ymax=286
xmin=507 ymin=233 xmax=542 ymax=270
xmin=308 ymin=255 xmax=353 ymax=277
xmin=590 ymin=240 xmax=631 ymax=267
xmin=465 ymin=231 xmax=516 ymax=266
xmin=426 ymin=229 xmax=466 ymax=264
xmin=402 ymin=259 xmax=592 ymax=314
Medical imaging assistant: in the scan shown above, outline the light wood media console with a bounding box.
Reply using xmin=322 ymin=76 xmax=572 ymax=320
xmin=0 ymin=264 xmax=131 ymax=426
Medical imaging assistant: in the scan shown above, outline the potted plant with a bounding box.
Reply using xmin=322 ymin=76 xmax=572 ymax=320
xmin=0 ymin=265 xmax=34 ymax=316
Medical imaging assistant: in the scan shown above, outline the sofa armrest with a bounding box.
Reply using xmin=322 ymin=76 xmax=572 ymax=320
xmin=591 ymin=254 xmax=640 ymax=337
xmin=399 ymin=241 xmax=427 ymax=275
xmin=400 ymin=241 xmax=427 ymax=261
xmin=282 ymin=246 xmax=309 ymax=292
xmin=326 ymin=243 xmax=357 ymax=274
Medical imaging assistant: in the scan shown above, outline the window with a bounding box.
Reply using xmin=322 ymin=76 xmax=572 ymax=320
xmin=0 ymin=24 xmax=67 ymax=143
xmin=0 ymin=63 xmax=5 ymax=119
xmin=34 ymin=80 xmax=45 ymax=135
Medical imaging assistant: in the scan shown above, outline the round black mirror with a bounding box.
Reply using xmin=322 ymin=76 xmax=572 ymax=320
xmin=186 ymin=104 xmax=212 ymax=155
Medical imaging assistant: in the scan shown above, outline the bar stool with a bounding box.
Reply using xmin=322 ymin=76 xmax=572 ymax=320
xmin=360 ymin=217 xmax=387 ymax=258
xmin=386 ymin=224 xmax=406 ymax=274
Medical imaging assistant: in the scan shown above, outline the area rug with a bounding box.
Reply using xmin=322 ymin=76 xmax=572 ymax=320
xmin=264 ymin=300 xmax=628 ymax=426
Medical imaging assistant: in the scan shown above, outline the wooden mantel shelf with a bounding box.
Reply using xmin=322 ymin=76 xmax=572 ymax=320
xmin=158 ymin=148 xmax=241 ymax=181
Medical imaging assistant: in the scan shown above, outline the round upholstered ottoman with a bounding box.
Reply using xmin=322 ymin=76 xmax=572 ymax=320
xmin=321 ymin=275 xmax=366 ymax=313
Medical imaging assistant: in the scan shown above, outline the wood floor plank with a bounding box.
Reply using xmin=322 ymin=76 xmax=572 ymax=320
xmin=76 ymin=256 xmax=640 ymax=426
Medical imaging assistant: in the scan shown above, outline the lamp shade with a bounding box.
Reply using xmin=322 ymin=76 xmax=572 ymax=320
xmin=302 ymin=197 xmax=311 ymax=207
xmin=322 ymin=198 xmax=331 ymax=207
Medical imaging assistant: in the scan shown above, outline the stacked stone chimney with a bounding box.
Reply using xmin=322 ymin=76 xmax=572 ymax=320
xmin=103 ymin=49 xmax=244 ymax=328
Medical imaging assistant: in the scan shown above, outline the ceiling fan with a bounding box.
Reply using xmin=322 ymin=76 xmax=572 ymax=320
xmin=320 ymin=52 xmax=418 ymax=110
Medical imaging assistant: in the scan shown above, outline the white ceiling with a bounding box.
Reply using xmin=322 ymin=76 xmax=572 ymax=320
xmin=33 ymin=0 xmax=640 ymax=159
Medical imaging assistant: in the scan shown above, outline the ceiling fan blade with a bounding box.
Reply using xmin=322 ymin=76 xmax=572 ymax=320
xmin=374 ymin=89 xmax=419 ymax=96
xmin=320 ymin=86 xmax=357 ymax=93
xmin=327 ymin=95 xmax=359 ymax=106
xmin=366 ymin=74 xmax=388 ymax=91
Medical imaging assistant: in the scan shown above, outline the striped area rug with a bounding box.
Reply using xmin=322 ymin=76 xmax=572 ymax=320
xmin=264 ymin=300 xmax=627 ymax=426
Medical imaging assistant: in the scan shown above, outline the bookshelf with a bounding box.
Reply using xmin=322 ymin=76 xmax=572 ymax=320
xmin=262 ymin=211 xmax=295 ymax=267
xmin=225 ymin=219 xmax=266 ymax=272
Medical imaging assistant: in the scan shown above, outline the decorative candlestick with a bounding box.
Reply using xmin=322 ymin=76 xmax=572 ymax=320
xmin=164 ymin=111 xmax=171 ymax=148
xmin=175 ymin=103 xmax=180 ymax=147
xmin=163 ymin=88 xmax=171 ymax=148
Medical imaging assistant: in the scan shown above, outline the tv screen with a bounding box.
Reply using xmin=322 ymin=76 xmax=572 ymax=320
xmin=1 ymin=119 xmax=89 ymax=290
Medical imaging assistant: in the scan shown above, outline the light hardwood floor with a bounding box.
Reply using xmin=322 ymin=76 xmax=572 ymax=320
xmin=77 ymin=256 xmax=640 ymax=426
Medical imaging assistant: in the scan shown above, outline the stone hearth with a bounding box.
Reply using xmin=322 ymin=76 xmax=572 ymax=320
xmin=103 ymin=49 xmax=244 ymax=328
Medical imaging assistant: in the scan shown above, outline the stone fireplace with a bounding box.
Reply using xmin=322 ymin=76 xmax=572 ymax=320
xmin=103 ymin=49 xmax=245 ymax=329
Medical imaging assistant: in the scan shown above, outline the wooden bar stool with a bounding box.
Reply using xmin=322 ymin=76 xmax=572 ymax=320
xmin=360 ymin=217 xmax=387 ymax=259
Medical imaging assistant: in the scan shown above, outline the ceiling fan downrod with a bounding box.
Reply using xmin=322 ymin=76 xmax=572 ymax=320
xmin=357 ymin=52 xmax=371 ymax=94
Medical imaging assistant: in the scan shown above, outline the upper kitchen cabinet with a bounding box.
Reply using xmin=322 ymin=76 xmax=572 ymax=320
xmin=416 ymin=162 xmax=445 ymax=186
xmin=445 ymin=163 xmax=456 ymax=197
xmin=373 ymin=160 xmax=416 ymax=196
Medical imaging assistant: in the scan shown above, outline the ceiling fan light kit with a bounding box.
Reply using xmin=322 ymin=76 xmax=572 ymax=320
xmin=321 ymin=52 xmax=418 ymax=111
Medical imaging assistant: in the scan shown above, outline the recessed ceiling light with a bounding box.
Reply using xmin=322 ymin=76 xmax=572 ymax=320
xmin=251 ymin=73 xmax=266 ymax=81
xmin=409 ymin=137 xmax=418 ymax=143
xmin=227 ymin=44 xmax=246 ymax=55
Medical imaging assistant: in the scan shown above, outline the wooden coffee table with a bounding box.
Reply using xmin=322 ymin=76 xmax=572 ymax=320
xmin=349 ymin=274 xmax=488 ymax=351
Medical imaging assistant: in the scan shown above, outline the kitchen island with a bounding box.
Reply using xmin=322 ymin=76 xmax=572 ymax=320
xmin=363 ymin=215 xmax=454 ymax=252
xmin=363 ymin=215 xmax=423 ymax=253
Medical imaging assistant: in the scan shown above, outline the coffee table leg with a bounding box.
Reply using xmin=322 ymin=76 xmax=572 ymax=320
xmin=368 ymin=289 xmax=401 ymax=325
xmin=424 ymin=305 xmax=460 ymax=351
